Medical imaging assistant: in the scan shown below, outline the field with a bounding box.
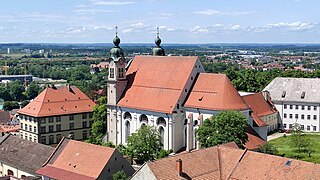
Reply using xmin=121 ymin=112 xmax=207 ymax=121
xmin=269 ymin=134 xmax=320 ymax=163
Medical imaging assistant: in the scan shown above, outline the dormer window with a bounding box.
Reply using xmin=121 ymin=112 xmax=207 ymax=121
xmin=281 ymin=91 xmax=286 ymax=98
xmin=301 ymin=92 xmax=305 ymax=99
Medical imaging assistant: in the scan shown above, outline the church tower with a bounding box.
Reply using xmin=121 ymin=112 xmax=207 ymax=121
xmin=152 ymin=27 xmax=165 ymax=56
xmin=106 ymin=27 xmax=127 ymax=144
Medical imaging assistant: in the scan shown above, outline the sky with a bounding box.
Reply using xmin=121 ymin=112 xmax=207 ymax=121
xmin=0 ymin=0 xmax=320 ymax=43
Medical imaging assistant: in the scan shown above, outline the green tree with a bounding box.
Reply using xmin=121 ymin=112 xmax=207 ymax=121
xmin=112 ymin=170 xmax=128 ymax=180
xmin=257 ymin=143 xmax=278 ymax=155
xmin=27 ymin=82 xmax=41 ymax=99
xmin=3 ymin=101 xmax=20 ymax=111
xmin=126 ymin=125 xmax=162 ymax=163
xmin=88 ymin=96 xmax=107 ymax=144
xmin=196 ymin=111 xmax=248 ymax=148
xmin=290 ymin=123 xmax=311 ymax=153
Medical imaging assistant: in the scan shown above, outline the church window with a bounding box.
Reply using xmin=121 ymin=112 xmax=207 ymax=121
xmin=140 ymin=114 xmax=148 ymax=124
xmin=124 ymin=112 xmax=132 ymax=121
xmin=119 ymin=68 xmax=124 ymax=78
xmin=110 ymin=68 xmax=115 ymax=78
xmin=159 ymin=126 xmax=165 ymax=147
xmin=125 ymin=121 xmax=130 ymax=143
xmin=157 ymin=117 xmax=166 ymax=127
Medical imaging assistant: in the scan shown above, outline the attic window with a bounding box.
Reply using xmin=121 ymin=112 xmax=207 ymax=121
xmin=78 ymin=97 xmax=81 ymax=100
xmin=199 ymin=97 xmax=203 ymax=101
xmin=75 ymin=106 xmax=77 ymax=108
xmin=281 ymin=91 xmax=286 ymax=98
xmin=301 ymin=92 xmax=305 ymax=99
xmin=285 ymin=160 xmax=292 ymax=166
xmin=48 ymin=100 xmax=50 ymax=102
xmin=65 ymin=98 xmax=67 ymax=101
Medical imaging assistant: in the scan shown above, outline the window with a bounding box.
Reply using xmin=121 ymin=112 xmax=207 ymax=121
xmin=82 ymin=130 xmax=88 ymax=139
xmin=49 ymin=135 xmax=54 ymax=144
xmin=56 ymin=134 xmax=62 ymax=143
xmin=295 ymin=114 xmax=298 ymax=119
xmin=69 ymin=123 xmax=74 ymax=130
xmin=307 ymin=115 xmax=311 ymax=120
xmin=40 ymin=118 xmax=46 ymax=124
xmin=159 ymin=126 xmax=165 ymax=147
xmin=283 ymin=124 xmax=287 ymax=128
xmin=82 ymin=113 xmax=87 ymax=119
xmin=29 ymin=136 xmax=32 ymax=141
xmin=119 ymin=68 xmax=124 ymax=78
xmin=89 ymin=112 xmax=93 ymax=118
xmin=157 ymin=117 xmax=166 ymax=127
xmin=282 ymin=91 xmax=286 ymax=98
xmin=125 ymin=121 xmax=130 ymax=143
xmin=20 ymin=133 xmax=23 ymax=138
xmin=284 ymin=104 xmax=287 ymax=109
xmin=289 ymin=124 xmax=293 ymax=129
xmin=295 ymin=105 xmax=299 ymax=110
xmin=49 ymin=117 xmax=54 ymax=123
xmin=56 ymin=124 xmax=61 ymax=131
xmin=314 ymin=115 xmax=317 ymax=120
xmin=308 ymin=106 xmax=311 ymax=110
xmin=69 ymin=132 xmax=74 ymax=139
xmin=314 ymin=106 xmax=317 ymax=111
xmin=302 ymin=106 xmax=305 ymax=110
xmin=289 ymin=105 xmax=293 ymax=109
xmin=140 ymin=114 xmax=148 ymax=124
xmin=34 ymin=126 xmax=37 ymax=133
xmin=177 ymin=103 xmax=180 ymax=109
xmin=307 ymin=126 xmax=310 ymax=131
xmin=20 ymin=123 xmax=23 ymax=129
xmin=34 ymin=136 xmax=37 ymax=142
xmin=40 ymin=126 xmax=46 ymax=133
xmin=48 ymin=125 xmax=54 ymax=133
xmin=40 ymin=136 xmax=46 ymax=144
xmin=284 ymin=113 xmax=287 ymax=118
xmin=301 ymin=92 xmax=306 ymax=99
xmin=24 ymin=124 xmax=27 ymax=131
xmin=314 ymin=126 xmax=317 ymax=131
xmin=29 ymin=125 xmax=32 ymax=132
xmin=7 ymin=169 xmax=14 ymax=176
xmin=301 ymin=125 xmax=304 ymax=130
xmin=69 ymin=115 xmax=74 ymax=121
xmin=301 ymin=114 xmax=305 ymax=119
xmin=89 ymin=121 xmax=93 ymax=127
xmin=110 ymin=68 xmax=115 ymax=78
xmin=56 ymin=116 xmax=61 ymax=122
xmin=82 ymin=121 xmax=87 ymax=128
xmin=289 ymin=114 xmax=293 ymax=119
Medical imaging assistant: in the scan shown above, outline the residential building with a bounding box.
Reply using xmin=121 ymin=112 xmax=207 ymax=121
xmin=243 ymin=92 xmax=279 ymax=133
xmin=106 ymin=33 xmax=266 ymax=152
xmin=0 ymin=134 xmax=54 ymax=178
xmin=0 ymin=75 xmax=33 ymax=85
xmin=131 ymin=142 xmax=320 ymax=180
xmin=36 ymin=137 xmax=135 ymax=180
xmin=17 ymin=85 xmax=96 ymax=145
xmin=263 ymin=77 xmax=320 ymax=132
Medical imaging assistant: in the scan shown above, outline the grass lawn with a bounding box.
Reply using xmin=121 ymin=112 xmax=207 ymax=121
xmin=269 ymin=134 xmax=320 ymax=164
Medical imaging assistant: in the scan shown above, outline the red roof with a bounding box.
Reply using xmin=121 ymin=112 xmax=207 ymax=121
xmin=118 ymin=56 xmax=200 ymax=114
xmin=242 ymin=92 xmax=277 ymax=117
xmin=184 ymin=73 xmax=249 ymax=111
xmin=18 ymin=85 xmax=96 ymax=117
xmin=244 ymin=126 xmax=266 ymax=150
xmin=37 ymin=138 xmax=115 ymax=179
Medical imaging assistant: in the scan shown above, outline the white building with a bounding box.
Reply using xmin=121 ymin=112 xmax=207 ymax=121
xmin=106 ymin=34 xmax=267 ymax=152
xmin=263 ymin=77 xmax=320 ymax=132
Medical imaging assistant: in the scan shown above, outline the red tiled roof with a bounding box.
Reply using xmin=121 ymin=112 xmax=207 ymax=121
xmin=244 ymin=126 xmax=266 ymax=150
xmin=38 ymin=138 xmax=115 ymax=179
xmin=0 ymin=125 xmax=20 ymax=133
xmin=18 ymin=86 xmax=96 ymax=117
xmin=36 ymin=165 xmax=95 ymax=180
xmin=184 ymin=73 xmax=249 ymax=111
xmin=118 ymin=56 xmax=199 ymax=114
xmin=242 ymin=92 xmax=277 ymax=117
xmin=251 ymin=113 xmax=268 ymax=127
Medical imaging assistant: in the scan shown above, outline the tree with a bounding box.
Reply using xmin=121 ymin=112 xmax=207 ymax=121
xmin=257 ymin=143 xmax=278 ymax=155
xmin=290 ymin=123 xmax=311 ymax=153
xmin=126 ymin=125 xmax=162 ymax=163
xmin=112 ymin=170 xmax=128 ymax=180
xmin=27 ymin=82 xmax=41 ymax=100
xmin=3 ymin=101 xmax=20 ymax=111
xmin=196 ymin=111 xmax=248 ymax=148
xmin=88 ymin=96 xmax=107 ymax=144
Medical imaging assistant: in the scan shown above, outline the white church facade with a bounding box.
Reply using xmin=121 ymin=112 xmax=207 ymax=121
xmin=106 ymin=33 xmax=267 ymax=152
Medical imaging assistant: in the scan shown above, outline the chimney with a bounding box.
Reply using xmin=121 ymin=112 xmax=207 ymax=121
xmin=176 ymin=159 xmax=182 ymax=176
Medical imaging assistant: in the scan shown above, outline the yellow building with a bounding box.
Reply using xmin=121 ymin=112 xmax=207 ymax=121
xmin=18 ymin=85 xmax=96 ymax=145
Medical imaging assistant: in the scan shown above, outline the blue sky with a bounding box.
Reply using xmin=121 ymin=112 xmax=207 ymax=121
xmin=0 ymin=0 xmax=319 ymax=43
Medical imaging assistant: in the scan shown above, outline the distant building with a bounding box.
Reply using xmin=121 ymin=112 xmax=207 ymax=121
xmin=17 ymin=85 xmax=96 ymax=145
xmin=7 ymin=48 xmax=12 ymax=54
xmin=131 ymin=142 xmax=320 ymax=180
xmin=36 ymin=137 xmax=135 ymax=180
xmin=264 ymin=77 xmax=320 ymax=132
xmin=0 ymin=75 xmax=33 ymax=85
xmin=0 ymin=134 xmax=54 ymax=178
xmin=243 ymin=92 xmax=279 ymax=133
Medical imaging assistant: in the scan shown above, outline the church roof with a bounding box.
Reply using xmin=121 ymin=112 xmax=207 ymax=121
xmin=118 ymin=56 xmax=199 ymax=114
xmin=184 ymin=73 xmax=249 ymax=111
xmin=18 ymin=85 xmax=96 ymax=117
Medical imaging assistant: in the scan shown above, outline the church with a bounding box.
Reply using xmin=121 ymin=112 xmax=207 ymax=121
xmin=106 ymin=31 xmax=267 ymax=152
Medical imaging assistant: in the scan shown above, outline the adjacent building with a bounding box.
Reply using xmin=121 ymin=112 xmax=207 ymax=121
xmin=243 ymin=92 xmax=279 ymax=133
xmin=17 ymin=85 xmax=96 ymax=145
xmin=106 ymin=33 xmax=266 ymax=152
xmin=131 ymin=142 xmax=320 ymax=180
xmin=36 ymin=137 xmax=135 ymax=180
xmin=0 ymin=134 xmax=54 ymax=178
xmin=264 ymin=77 xmax=320 ymax=132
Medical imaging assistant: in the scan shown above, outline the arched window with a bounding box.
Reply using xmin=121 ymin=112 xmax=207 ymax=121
xmin=193 ymin=120 xmax=199 ymax=126
xmin=140 ymin=114 xmax=148 ymax=124
xmin=124 ymin=112 xmax=132 ymax=121
xmin=184 ymin=119 xmax=188 ymax=125
xmin=159 ymin=126 xmax=165 ymax=147
xmin=125 ymin=121 xmax=131 ymax=143
xmin=7 ymin=169 xmax=14 ymax=176
xmin=157 ymin=117 xmax=166 ymax=127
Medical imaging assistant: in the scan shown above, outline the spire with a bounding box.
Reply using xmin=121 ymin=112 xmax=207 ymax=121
xmin=110 ymin=26 xmax=124 ymax=60
xmin=153 ymin=27 xmax=165 ymax=56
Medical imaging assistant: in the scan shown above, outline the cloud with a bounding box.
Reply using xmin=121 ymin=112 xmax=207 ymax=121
xmin=74 ymin=9 xmax=116 ymax=15
xmin=266 ymin=22 xmax=315 ymax=31
xmin=90 ymin=0 xmax=136 ymax=6
xmin=194 ymin=9 xmax=254 ymax=16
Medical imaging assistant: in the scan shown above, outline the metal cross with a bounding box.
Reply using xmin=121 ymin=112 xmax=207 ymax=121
xmin=157 ymin=27 xmax=159 ymax=38
xmin=115 ymin=26 xmax=118 ymax=36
